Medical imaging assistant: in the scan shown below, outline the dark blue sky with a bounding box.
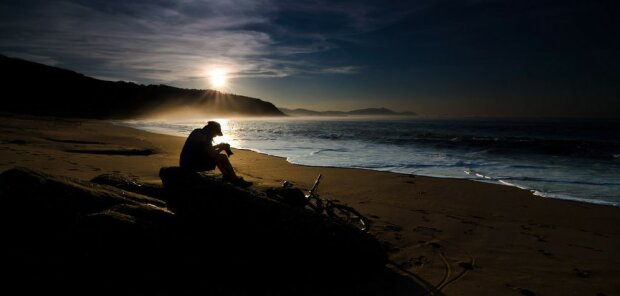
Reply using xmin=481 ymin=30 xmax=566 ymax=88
xmin=1 ymin=0 xmax=618 ymax=117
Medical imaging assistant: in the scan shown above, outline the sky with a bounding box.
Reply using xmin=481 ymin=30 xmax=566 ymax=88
xmin=0 ymin=0 xmax=618 ymax=117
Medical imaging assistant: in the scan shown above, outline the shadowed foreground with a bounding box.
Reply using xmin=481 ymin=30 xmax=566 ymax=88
xmin=0 ymin=166 xmax=433 ymax=295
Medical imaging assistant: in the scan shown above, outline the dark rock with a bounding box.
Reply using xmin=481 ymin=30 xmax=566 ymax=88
xmin=159 ymin=166 xmax=387 ymax=283
xmin=91 ymin=173 xmax=163 ymax=199
xmin=0 ymin=167 xmax=172 ymax=265
xmin=0 ymin=166 xmax=430 ymax=295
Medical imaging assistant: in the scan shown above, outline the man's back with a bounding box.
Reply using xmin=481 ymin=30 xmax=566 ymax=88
xmin=180 ymin=128 xmax=214 ymax=170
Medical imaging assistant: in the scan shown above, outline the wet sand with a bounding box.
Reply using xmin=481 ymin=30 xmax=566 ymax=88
xmin=1 ymin=114 xmax=618 ymax=295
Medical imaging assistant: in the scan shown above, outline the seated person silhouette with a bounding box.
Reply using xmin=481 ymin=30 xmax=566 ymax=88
xmin=180 ymin=121 xmax=252 ymax=187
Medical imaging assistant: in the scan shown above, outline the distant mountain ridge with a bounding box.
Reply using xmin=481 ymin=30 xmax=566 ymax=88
xmin=278 ymin=107 xmax=416 ymax=117
xmin=0 ymin=55 xmax=284 ymax=119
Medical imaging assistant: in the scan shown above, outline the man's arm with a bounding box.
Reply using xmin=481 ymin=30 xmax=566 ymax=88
xmin=196 ymin=132 xmax=219 ymax=158
xmin=213 ymin=143 xmax=231 ymax=152
xmin=212 ymin=143 xmax=224 ymax=150
xmin=204 ymin=142 xmax=218 ymax=157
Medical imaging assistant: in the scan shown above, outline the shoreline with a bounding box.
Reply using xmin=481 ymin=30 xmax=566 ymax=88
xmin=2 ymin=114 xmax=619 ymax=295
xmin=244 ymin=146 xmax=620 ymax=207
xmin=114 ymin=120 xmax=620 ymax=208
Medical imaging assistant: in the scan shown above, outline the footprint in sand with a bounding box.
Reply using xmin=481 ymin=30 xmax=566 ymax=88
xmin=421 ymin=240 xmax=441 ymax=249
xmin=401 ymin=255 xmax=430 ymax=269
xmin=383 ymin=242 xmax=401 ymax=254
xmin=567 ymin=243 xmax=603 ymax=252
xmin=538 ymin=249 xmax=553 ymax=257
xmin=520 ymin=231 xmax=547 ymax=242
xmin=573 ymin=268 xmax=592 ymax=278
xmin=413 ymin=226 xmax=442 ymax=237
xmin=529 ymin=222 xmax=556 ymax=229
xmin=518 ymin=288 xmax=536 ymax=296
xmin=382 ymin=224 xmax=403 ymax=232
xmin=506 ymin=285 xmax=536 ymax=296
xmin=458 ymin=261 xmax=475 ymax=270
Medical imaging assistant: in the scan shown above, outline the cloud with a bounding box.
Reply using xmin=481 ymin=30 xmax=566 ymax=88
xmin=0 ymin=0 xmax=407 ymax=85
xmin=320 ymin=66 xmax=363 ymax=74
xmin=1 ymin=52 xmax=60 ymax=66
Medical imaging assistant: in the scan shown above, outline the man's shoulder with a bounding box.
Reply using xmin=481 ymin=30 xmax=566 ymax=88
xmin=189 ymin=128 xmax=205 ymax=136
xmin=188 ymin=129 xmax=213 ymax=141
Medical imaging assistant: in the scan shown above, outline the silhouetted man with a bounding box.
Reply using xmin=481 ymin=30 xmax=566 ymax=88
xmin=180 ymin=121 xmax=252 ymax=187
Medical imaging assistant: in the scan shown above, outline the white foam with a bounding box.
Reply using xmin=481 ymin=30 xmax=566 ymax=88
xmin=532 ymin=190 xmax=618 ymax=206
xmin=498 ymin=179 xmax=529 ymax=190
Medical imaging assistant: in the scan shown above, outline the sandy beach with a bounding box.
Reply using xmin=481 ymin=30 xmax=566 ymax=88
xmin=1 ymin=113 xmax=618 ymax=295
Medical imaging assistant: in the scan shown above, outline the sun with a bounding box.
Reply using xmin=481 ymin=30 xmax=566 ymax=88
xmin=209 ymin=68 xmax=228 ymax=88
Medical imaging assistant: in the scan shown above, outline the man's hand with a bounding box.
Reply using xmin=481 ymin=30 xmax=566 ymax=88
xmin=214 ymin=143 xmax=229 ymax=149
xmin=222 ymin=143 xmax=233 ymax=156
xmin=215 ymin=143 xmax=233 ymax=156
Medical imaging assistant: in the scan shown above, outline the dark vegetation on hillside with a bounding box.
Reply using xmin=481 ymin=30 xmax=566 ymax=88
xmin=0 ymin=55 xmax=284 ymax=119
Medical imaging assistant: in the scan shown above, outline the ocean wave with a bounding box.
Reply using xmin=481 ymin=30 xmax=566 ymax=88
xmin=262 ymin=148 xmax=295 ymax=151
xmin=505 ymin=164 xmax=546 ymax=169
xmin=401 ymin=162 xmax=480 ymax=169
xmin=531 ymin=191 xmax=619 ymax=207
xmin=498 ymin=179 xmax=530 ymax=190
xmin=464 ymin=170 xmax=494 ymax=180
xmin=314 ymin=130 xmax=620 ymax=160
xmin=404 ymin=136 xmax=620 ymax=159
xmin=310 ymin=148 xmax=349 ymax=155
xmin=502 ymin=176 xmax=620 ymax=186
xmin=227 ymin=120 xmax=620 ymax=160
xmin=492 ymin=178 xmax=618 ymax=206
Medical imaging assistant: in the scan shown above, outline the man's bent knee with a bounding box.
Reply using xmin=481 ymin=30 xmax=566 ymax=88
xmin=216 ymin=153 xmax=229 ymax=161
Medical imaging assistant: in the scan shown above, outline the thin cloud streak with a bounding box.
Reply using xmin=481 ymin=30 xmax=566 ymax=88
xmin=320 ymin=66 xmax=364 ymax=74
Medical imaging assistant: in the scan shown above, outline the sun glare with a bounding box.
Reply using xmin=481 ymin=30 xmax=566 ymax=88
xmin=209 ymin=68 xmax=228 ymax=88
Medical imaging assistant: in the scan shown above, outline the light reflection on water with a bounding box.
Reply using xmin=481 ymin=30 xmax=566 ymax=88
xmin=209 ymin=118 xmax=238 ymax=148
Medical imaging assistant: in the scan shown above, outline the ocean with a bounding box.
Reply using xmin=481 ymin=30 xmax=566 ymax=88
xmin=119 ymin=117 xmax=620 ymax=207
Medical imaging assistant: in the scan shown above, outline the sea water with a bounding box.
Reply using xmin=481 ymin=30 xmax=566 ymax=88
xmin=119 ymin=117 xmax=620 ymax=207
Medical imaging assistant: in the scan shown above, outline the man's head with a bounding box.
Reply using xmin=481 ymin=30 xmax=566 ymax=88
xmin=203 ymin=121 xmax=223 ymax=137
